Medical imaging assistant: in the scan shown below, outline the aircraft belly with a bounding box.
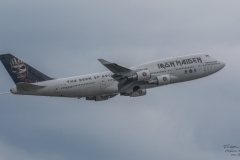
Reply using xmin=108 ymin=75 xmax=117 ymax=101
xmin=42 ymin=85 xmax=54 ymax=96
xmin=84 ymin=86 xmax=95 ymax=96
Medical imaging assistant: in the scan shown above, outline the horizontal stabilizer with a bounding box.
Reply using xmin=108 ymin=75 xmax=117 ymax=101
xmin=16 ymin=82 xmax=45 ymax=91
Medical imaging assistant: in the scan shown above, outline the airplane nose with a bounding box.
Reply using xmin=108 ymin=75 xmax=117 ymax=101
xmin=218 ymin=60 xmax=226 ymax=70
xmin=220 ymin=61 xmax=226 ymax=68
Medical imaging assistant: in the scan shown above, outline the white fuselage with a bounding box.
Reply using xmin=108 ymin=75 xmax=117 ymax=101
xmin=10 ymin=54 xmax=225 ymax=99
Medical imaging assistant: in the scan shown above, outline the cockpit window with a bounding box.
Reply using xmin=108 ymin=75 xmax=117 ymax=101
xmin=206 ymin=55 xmax=210 ymax=57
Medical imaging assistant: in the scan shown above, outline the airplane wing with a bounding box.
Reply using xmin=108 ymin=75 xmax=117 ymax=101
xmin=98 ymin=59 xmax=136 ymax=76
xmin=16 ymin=82 xmax=45 ymax=91
xmin=98 ymin=59 xmax=147 ymax=94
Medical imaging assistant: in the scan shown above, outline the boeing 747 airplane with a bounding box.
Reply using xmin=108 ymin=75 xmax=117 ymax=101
xmin=0 ymin=53 xmax=225 ymax=101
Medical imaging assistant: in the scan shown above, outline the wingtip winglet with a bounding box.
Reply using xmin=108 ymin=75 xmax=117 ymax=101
xmin=98 ymin=58 xmax=111 ymax=65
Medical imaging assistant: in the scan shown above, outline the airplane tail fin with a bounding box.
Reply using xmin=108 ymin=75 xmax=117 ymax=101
xmin=0 ymin=53 xmax=53 ymax=84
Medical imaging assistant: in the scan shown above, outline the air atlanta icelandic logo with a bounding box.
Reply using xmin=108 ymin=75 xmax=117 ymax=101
xmin=163 ymin=77 xmax=167 ymax=81
xmin=142 ymin=72 xmax=147 ymax=76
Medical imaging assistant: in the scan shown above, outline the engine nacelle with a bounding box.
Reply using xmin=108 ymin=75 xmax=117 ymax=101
xmin=130 ymin=89 xmax=147 ymax=97
xmin=127 ymin=70 xmax=151 ymax=81
xmin=86 ymin=93 xmax=118 ymax=101
xmin=148 ymin=75 xmax=170 ymax=86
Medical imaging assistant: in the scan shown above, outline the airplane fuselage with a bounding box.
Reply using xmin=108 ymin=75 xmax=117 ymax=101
xmin=9 ymin=54 xmax=225 ymax=100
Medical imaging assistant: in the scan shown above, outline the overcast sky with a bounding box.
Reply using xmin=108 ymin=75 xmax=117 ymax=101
xmin=0 ymin=0 xmax=240 ymax=160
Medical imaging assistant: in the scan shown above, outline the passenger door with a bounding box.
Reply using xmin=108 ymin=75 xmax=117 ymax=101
xmin=100 ymin=77 xmax=106 ymax=90
xmin=204 ymin=64 xmax=212 ymax=75
xmin=55 ymin=85 xmax=60 ymax=93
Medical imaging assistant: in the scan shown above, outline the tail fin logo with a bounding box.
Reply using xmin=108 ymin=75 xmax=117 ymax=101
xmin=0 ymin=53 xmax=53 ymax=84
xmin=10 ymin=58 xmax=28 ymax=81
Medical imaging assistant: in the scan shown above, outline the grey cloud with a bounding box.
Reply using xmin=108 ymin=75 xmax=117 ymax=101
xmin=0 ymin=0 xmax=240 ymax=160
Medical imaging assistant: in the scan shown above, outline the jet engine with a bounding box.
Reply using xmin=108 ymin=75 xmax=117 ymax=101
xmin=130 ymin=89 xmax=147 ymax=97
xmin=148 ymin=75 xmax=170 ymax=86
xmin=127 ymin=70 xmax=151 ymax=81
